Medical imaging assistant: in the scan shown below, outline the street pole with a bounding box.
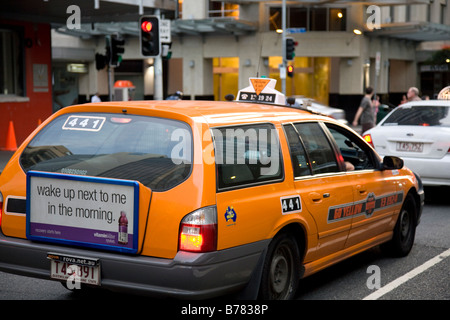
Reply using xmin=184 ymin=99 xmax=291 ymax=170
xmin=281 ymin=0 xmax=286 ymax=95
xmin=153 ymin=9 xmax=163 ymax=100
xmin=105 ymin=35 xmax=114 ymax=101
xmin=108 ymin=65 xmax=114 ymax=101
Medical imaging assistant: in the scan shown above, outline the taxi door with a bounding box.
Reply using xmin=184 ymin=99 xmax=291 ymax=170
xmin=284 ymin=123 xmax=353 ymax=261
xmin=212 ymin=123 xmax=291 ymax=249
xmin=346 ymin=170 xmax=400 ymax=248
xmin=323 ymin=124 xmax=401 ymax=248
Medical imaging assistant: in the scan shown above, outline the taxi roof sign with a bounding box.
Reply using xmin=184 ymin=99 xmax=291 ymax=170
xmin=437 ymin=86 xmax=450 ymax=100
xmin=237 ymin=77 xmax=286 ymax=105
xmin=250 ymin=78 xmax=271 ymax=95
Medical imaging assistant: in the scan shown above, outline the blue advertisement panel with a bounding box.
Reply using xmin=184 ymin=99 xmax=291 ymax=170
xmin=26 ymin=171 xmax=139 ymax=254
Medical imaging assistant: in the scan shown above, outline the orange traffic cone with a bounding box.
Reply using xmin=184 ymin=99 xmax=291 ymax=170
xmin=3 ymin=121 xmax=17 ymax=151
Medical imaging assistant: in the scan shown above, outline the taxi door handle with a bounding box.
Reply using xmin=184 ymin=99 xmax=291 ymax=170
xmin=309 ymin=192 xmax=329 ymax=203
xmin=356 ymin=185 xmax=367 ymax=195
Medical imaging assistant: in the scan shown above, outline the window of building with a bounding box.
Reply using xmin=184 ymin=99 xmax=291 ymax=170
xmin=0 ymin=26 xmax=24 ymax=97
xmin=329 ymin=8 xmax=346 ymax=31
xmin=268 ymin=6 xmax=347 ymax=32
xmin=209 ymin=1 xmax=239 ymax=18
xmin=289 ymin=7 xmax=308 ymax=29
xmin=310 ymin=7 xmax=327 ymax=31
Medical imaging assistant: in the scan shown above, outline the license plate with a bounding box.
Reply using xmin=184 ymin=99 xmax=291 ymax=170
xmin=396 ymin=142 xmax=423 ymax=152
xmin=48 ymin=253 xmax=100 ymax=286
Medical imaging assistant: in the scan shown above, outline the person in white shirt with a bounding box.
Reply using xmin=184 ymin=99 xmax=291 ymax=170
xmin=91 ymin=93 xmax=101 ymax=103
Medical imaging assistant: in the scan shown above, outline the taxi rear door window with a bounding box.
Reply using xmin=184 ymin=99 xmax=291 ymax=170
xmin=212 ymin=123 xmax=283 ymax=190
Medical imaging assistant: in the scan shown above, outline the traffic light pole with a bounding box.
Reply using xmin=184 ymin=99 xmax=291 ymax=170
xmin=153 ymin=10 xmax=163 ymax=100
xmin=154 ymin=54 xmax=163 ymax=100
xmin=281 ymin=0 xmax=286 ymax=95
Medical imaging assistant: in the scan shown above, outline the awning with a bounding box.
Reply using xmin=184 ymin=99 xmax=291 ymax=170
xmin=171 ymin=18 xmax=257 ymax=37
xmin=52 ymin=17 xmax=256 ymax=39
xmin=366 ymin=22 xmax=450 ymax=42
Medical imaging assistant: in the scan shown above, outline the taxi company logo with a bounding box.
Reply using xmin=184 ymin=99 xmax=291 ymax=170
xmin=225 ymin=206 xmax=237 ymax=224
xmin=365 ymin=193 xmax=376 ymax=217
xmin=328 ymin=192 xmax=403 ymax=223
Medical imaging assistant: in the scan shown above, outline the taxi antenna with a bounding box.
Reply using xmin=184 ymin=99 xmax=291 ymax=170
xmin=256 ymin=39 xmax=264 ymax=78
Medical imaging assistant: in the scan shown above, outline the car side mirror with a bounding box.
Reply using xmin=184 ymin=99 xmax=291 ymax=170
xmin=382 ymin=156 xmax=404 ymax=170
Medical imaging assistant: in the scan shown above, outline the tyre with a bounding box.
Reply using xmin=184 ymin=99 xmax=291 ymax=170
xmin=382 ymin=193 xmax=417 ymax=257
xmin=259 ymin=232 xmax=301 ymax=300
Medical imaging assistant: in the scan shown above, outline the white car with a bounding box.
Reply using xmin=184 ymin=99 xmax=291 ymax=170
xmin=363 ymin=100 xmax=450 ymax=186
xmin=288 ymin=97 xmax=348 ymax=125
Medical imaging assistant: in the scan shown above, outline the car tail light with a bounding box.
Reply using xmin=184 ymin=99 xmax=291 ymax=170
xmin=363 ymin=134 xmax=374 ymax=147
xmin=179 ymin=206 xmax=217 ymax=252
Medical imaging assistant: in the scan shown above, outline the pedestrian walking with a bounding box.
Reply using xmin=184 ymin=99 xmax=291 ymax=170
xmin=352 ymin=86 xmax=375 ymax=134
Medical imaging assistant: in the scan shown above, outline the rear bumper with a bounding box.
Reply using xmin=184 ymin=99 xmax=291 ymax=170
xmin=0 ymin=232 xmax=269 ymax=299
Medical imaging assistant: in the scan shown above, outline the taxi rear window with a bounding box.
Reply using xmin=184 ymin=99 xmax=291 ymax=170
xmin=20 ymin=113 xmax=192 ymax=191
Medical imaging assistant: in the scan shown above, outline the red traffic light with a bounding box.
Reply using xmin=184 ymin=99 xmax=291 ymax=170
xmin=141 ymin=21 xmax=153 ymax=33
xmin=287 ymin=65 xmax=294 ymax=77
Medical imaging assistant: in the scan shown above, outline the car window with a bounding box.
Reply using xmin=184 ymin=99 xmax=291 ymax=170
xmin=293 ymin=122 xmax=339 ymax=175
xmin=20 ymin=113 xmax=193 ymax=191
xmin=212 ymin=123 xmax=283 ymax=190
xmin=325 ymin=124 xmax=376 ymax=171
xmin=283 ymin=124 xmax=312 ymax=178
xmin=382 ymin=105 xmax=450 ymax=127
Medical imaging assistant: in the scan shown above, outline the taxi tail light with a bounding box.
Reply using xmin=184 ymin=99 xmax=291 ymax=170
xmin=179 ymin=206 xmax=217 ymax=252
xmin=363 ymin=133 xmax=374 ymax=147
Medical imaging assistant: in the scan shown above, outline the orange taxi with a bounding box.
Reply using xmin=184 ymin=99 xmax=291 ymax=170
xmin=0 ymin=78 xmax=423 ymax=299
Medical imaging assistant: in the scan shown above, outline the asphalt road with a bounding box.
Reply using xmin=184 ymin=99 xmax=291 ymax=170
xmin=0 ymin=186 xmax=448 ymax=302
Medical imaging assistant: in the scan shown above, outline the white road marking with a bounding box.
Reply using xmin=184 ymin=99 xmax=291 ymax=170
xmin=363 ymin=248 xmax=450 ymax=300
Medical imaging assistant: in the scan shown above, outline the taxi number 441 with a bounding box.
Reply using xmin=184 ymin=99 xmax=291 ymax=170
xmin=281 ymin=195 xmax=302 ymax=214
xmin=50 ymin=260 xmax=101 ymax=286
xmin=62 ymin=115 xmax=106 ymax=132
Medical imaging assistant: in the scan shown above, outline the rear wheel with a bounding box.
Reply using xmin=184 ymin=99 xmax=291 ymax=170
xmin=259 ymin=232 xmax=301 ymax=300
xmin=382 ymin=193 xmax=417 ymax=257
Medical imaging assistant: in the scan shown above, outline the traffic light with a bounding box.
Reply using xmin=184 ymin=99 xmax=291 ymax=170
xmin=285 ymin=37 xmax=297 ymax=61
xmin=287 ymin=65 xmax=294 ymax=78
xmin=140 ymin=16 xmax=160 ymax=57
xmin=95 ymin=53 xmax=107 ymax=70
xmin=108 ymin=35 xmax=125 ymax=67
